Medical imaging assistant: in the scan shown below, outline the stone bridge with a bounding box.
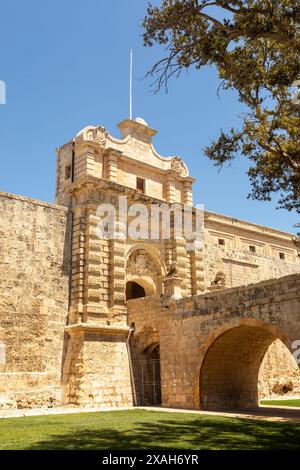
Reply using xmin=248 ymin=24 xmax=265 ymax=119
xmin=127 ymin=273 xmax=300 ymax=411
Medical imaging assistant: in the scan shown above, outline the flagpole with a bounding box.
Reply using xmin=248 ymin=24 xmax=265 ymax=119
xmin=129 ymin=49 xmax=133 ymax=120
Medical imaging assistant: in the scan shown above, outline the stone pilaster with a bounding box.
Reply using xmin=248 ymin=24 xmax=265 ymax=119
xmin=105 ymin=148 xmax=121 ymax=182
xmin=82 ymin=206 xmax=109 ymax=322
xmin=190 ymin=248 xmax=205 ymax=295
xmin=109 ymin=238 xmax=127 ymax=323
xmin=69 ymin=205 xmax=86 ymax=324
xmin=183 ymin=179 xmax=193 ymax=206
xmin=74 ymin=143 xmax=96 ymax=180
xmin=166 ymin=172 xmax=176 ymax=203
xmin=171 ymin=236 xmax=188 ymax=296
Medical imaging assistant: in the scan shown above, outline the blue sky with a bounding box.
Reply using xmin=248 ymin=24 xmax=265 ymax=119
xmin=0 ymin=0 xmax=298 ymax=233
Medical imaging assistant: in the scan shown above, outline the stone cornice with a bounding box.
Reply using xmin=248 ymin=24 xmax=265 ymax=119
xmin=65 ymin=323 xmax=130 ymax=336
xmin=64 ymin=176 xmax=171 ymax=205
xmin=205 ymin=210 xmax=296 ymax=242
xmin=0 ymin=191 xmax=69 ymax=212
xmin=63 ymin=176 xmax=297 ymax=242
xmin=118 ymin=153 xmax=195 ymax=183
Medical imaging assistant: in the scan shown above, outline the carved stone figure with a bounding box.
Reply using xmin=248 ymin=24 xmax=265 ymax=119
xmin=211 ymin=271 xmax=226 ymax=288
xmin=166 ymin=262 xmax=178 ymax=278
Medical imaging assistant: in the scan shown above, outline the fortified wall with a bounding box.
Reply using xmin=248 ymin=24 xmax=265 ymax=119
xmin=0 ymin=192 xmax=70 ymax=408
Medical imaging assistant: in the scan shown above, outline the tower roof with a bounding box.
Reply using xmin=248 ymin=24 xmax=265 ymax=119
xmin=117 ymin=117 xmax=157 ymax=144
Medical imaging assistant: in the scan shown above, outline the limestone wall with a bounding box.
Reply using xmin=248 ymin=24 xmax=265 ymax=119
xmin=0 ymin=192 xmax=70 ymax=408
xmin=204 ymin=212 xmax=300 ymax=290
xmin=62 ymin=327 xmax=133 ymax=407
xmin=259 ymin=339 xmax=300 ymax=398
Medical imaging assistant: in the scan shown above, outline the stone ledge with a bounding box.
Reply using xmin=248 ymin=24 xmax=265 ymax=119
xmin=0 ymin=191 xmax=68 ymax=212
xmin=205 ymin=210 xmax=296 ymax=240
xmin=65 ymin=323 xmax=130 ymax=336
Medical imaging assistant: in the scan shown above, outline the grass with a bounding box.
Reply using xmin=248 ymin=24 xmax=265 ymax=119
xmin=261 ymin=399 xmax=300 ymax=408
xmin=0 ymin=409 xmax=300 ymax=450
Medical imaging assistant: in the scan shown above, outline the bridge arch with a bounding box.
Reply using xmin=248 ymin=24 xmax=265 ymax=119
xmin=197 ymin=319 xmax=295 ymax=411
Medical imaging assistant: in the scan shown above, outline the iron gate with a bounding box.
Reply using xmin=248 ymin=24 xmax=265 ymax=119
xmin=133 ymin=358 xmax=161 ymax=406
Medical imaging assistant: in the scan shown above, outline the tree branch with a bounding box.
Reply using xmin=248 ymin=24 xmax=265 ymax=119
xmin=199 ymin=12 xmax=233 ymax=32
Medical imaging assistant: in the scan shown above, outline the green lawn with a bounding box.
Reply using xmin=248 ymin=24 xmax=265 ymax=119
xmin=261 ymin=399 xmax=300 ymax=408
xmin=0 ymin=409 xmax=300 ymax=450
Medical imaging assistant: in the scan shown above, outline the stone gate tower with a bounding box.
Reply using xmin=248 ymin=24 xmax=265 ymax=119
xmin=56 ymin=117 xmax=204 ymax=406
xmin=0 ymin=116 xmax=299 ymax=411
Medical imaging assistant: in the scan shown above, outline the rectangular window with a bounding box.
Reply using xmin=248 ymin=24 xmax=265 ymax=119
xmin=279 ymin=252 xmax=286 ymax=260
xmin=249 ymin=245 xmax=256 ymax=253
xmin=65 ymin=165 xmax=71 ymax=180
xmin=218 ymin=238 xmax=225 ymax=246
xmin=136 ymin=177 xmax=145 ymax=194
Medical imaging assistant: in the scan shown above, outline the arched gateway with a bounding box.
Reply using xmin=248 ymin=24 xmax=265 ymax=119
xmin=199 ymin=322 xmax=291 ymax=410
xmin=125 ymin=245 xmax=165 ymax=299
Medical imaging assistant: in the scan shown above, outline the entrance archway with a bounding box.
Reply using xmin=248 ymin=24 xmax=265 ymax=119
xmin=125 ymin=246 xmax=165 ymax=297
xmin=126 ymin=281 xmax=146 ymax=300
xmin=199 ymin=324 xmax=293 ymax=411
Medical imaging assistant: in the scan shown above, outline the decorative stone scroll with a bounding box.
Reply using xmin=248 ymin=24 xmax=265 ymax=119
xmin=171 ymin=157 xmax=188 ymax=177
xmin=75 ymin=126 xmax=108 ymax=150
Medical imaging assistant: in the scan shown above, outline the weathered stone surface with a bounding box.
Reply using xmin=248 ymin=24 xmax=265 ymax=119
xmin=259 ymin=339 xmax=300 ymax=398
xmin=0 ymin=192 xmax=70 ymax=408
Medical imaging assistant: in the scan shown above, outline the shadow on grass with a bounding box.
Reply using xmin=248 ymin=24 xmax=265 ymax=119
xmin=25 ymin=415 xmax=300 ymax=450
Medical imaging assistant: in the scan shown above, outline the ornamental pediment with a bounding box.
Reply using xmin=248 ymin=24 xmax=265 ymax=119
xmin=73 ymin=119 xmax=191 ymax=179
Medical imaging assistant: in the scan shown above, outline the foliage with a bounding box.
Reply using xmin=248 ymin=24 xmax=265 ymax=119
xmin=143 ymin=1 xmax=300 ymax=212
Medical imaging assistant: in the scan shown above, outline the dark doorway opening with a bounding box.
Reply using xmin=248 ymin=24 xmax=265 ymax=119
xmin=126 ymin=281 xmax=146 ymax=300
xmin=133 ymin=344 xmax=162 ymax=406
